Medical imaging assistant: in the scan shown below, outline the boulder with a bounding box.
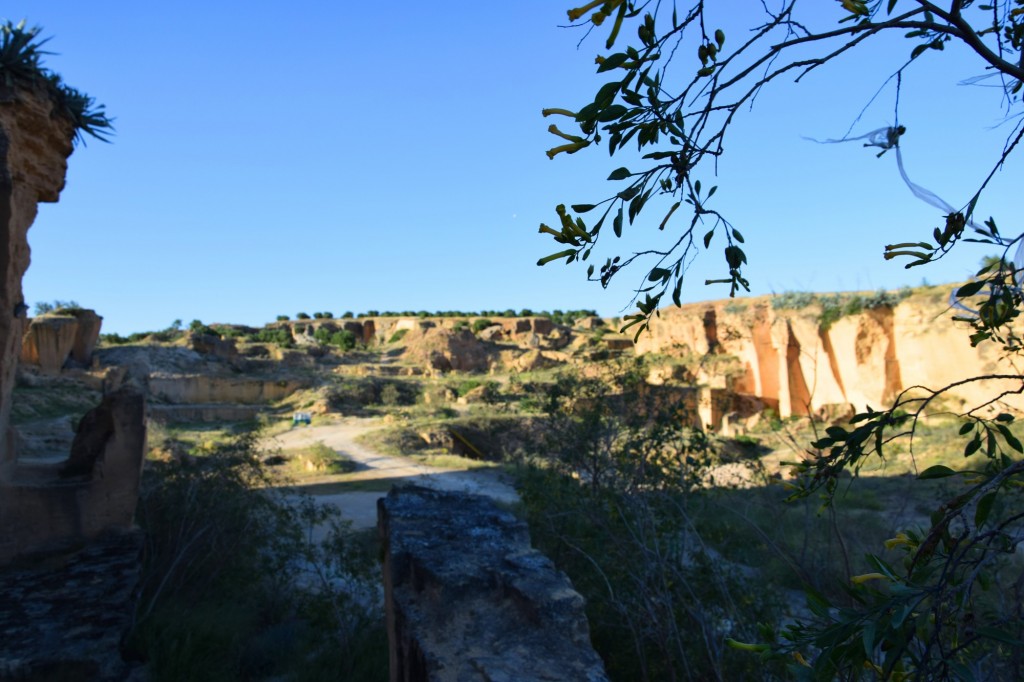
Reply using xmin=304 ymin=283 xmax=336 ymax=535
xmin=20 ymin=315 xmax=78 ymax=373
xmin=20 ymin=309 xmax=103 ymax=373
xmin=477 ymin=325 xmax=504 ymax=342
xmin=514 ymin=349 xmax=562 ymax=372
xmin=69 ymin=308 xmax=102 ymax=365
xmin=189 ymin=332 xmax=238 ymax=363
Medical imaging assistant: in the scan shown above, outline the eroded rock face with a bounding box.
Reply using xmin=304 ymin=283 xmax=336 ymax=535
xmin=403 ymin=327 xmax=494 ymax=374
xmin=0 ymin=85 xmax=76 ymax=463
xmin=147 ymin=373 xmax=303 ymax=404
xmin=378 ymin=486 xmax=609 ymax=682
xmin=19 ymin=308 xmax=103 ymax=373
xmin=633 ymin=290 xmax=1024 ymax=423
xmin=189 ymin=332 xmax=238 ymax=363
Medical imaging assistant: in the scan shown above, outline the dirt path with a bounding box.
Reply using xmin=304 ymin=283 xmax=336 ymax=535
xmin=269 ymin=417 xmax=519 ymax=530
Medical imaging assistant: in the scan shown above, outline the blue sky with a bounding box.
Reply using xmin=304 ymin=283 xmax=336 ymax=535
xmin=13 ymin=2 xmax=1023 ymax=334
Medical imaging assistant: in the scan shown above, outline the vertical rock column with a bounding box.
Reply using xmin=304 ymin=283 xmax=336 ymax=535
xmin=0 ymin=84 xmax=75 ymax=468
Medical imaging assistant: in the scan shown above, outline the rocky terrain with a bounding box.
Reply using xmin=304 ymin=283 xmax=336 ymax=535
xmin=13 ymin=284 xmax=1014 ymax=461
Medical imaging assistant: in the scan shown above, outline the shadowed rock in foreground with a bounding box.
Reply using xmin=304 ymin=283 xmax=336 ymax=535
xmin=0 ymin=531 xmax=142 ymax=680
xmin=378 ymin=485 xmax=608 ymax=682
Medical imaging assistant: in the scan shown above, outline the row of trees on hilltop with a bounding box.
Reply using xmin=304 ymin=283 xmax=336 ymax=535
xmin=276 ymin=309 xmax=600 ymax=325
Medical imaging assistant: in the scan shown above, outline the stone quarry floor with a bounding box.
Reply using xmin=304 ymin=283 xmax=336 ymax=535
xmin=269 ymin=417 xmax=519 ymax=532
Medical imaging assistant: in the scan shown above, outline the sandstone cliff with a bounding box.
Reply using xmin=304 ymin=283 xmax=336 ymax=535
xmin=20 ymin=308 xmax=103 ymax=373
xmin=0 ymin=84 xmax=76 ymax=463
xmin=633 ymin=287 xmax=1023 ymax=422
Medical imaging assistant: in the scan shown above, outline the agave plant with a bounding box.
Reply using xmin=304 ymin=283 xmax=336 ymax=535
xmin=0 ymin=19 xmax=112 ymax=144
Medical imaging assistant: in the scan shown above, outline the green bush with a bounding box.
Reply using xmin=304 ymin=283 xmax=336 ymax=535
xmin=387 ymin=329 xmax=408 ymax=344
xmin=472 ymin=318 xmax=494 ymax=334
xmin=330 ymin=330 xmax=357 ymax=351
xmin=132 ymin=431 xmax=385 ymax=680
xmin=296 ymin=312 xmax=310 ymax=320
xmin=516 ymin=363 xmax=781 ymax=681
xmin=250 ymin=328 xmax=294 ymax=347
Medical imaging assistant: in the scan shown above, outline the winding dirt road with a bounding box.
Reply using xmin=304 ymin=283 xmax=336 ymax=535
xmin=269 ymin=417 xmax=519 ymax=529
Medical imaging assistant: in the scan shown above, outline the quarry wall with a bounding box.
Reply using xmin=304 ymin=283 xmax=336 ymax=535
xmin=634 ymin=291 xmax=1023 ymax=421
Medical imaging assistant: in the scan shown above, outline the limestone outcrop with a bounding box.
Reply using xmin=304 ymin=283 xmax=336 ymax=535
xmin=0 ymin=84 xmax=76 ymax=464
xmin=378 ymin=485 xmax=609 ymax=682
xmin=632 ymin=289 xmax=1024 ymax=424
xmin=148 ymin=373 xmax=303 ymax=404
xmin=189 ymin=331 xmax=238 ymax=363
xmin=20 ymin=308 xmax=103 ymax=373
xmin=401 ymin=327 xmax=494 ymax=374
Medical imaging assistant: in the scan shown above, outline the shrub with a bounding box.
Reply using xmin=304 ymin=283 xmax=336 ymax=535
xmin=132 ymin=430 xmax=384 ymax=679
xmin=380 ymin=383 xmax=402 ymax=406
xmin=770 ymin=290 xmax=817 ymax=310
xmin=251 ymin=328 xmax=293 ymax=347
xmin=34 ymin=299 xmax=82 ymax=315
xmin=387 ymin=329 xmax=408 ymax=344
xmin=517 ymin=363 xmax=780 ymax=681
xmin=471 ymin=318 xmax=494 ymax=334
xmin=296 ymin=312 xmax=310 ymax=320
xmin=330 ymin=330 xmax=357 ymax=351
xmin=275 ymin=315 xmax=289 ymax=322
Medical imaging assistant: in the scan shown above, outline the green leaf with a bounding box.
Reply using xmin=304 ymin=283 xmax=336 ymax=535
xmin=997 ymin=424 xmax=1023 ymax=452
xmin=613 ymin=207 xmax=623 ymax=238
xmin=825 ymin=426 xmax=848 ymax=440
xmin=608 ymin=167 xmax=632 ymax=181
xmin=958 ymin=422 xmax=974 ymax=435
xmin=648 ymin=267 xmax=670 ymax=282
xmin=918 ymin=465 xmax=958 ymax=479
xmin=975 ymin=491 xmax=996 ymax=528
xmin=703 ymin=230 xmax=714 ymax=248
xmin=571 ymin=203 xmax=596 ymax=213
xmin=594 ymin=80 xmax=621 ymax=108
xmin=975 ymin=626 xmax=1024 ymax=646
xmin=965 ymin=435 xmax=982 ymax=457
xmin=597 ymin=52 xmax=628 ymax=72
xmin=724 ymin=245 xmax=746 ymax=269
xmin=597 ymin=104 xmax=628 ymax=122
xmin=618 ymin=185 xmax=640 ymax=201
xmin=957 ymin=280 xmax=985 ymax=297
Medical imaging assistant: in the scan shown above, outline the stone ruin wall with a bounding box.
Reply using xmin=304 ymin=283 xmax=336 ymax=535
xmin=378 ymin=485 xmax=609 ymax=682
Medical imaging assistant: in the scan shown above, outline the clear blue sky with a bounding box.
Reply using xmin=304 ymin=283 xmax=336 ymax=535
xmin=13 ymin=2 xmax=1022 ymax=334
